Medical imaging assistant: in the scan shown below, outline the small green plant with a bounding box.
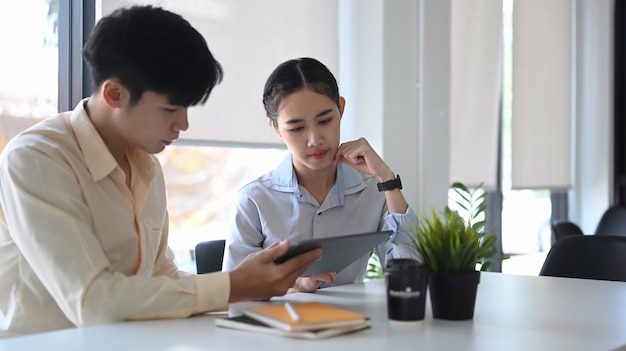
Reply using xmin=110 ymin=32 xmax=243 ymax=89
xmin=366 ymin=182 xmax=499 ymax=277
xmin=414 ymin=207 xmax=495 ymax=273
xmin=365 ymin=251 xmax=384 ymax=280
xmin=449 ymin=181 xmax=501 ymax=271
xmin=413 ymin=182 xmax=497 ymax=273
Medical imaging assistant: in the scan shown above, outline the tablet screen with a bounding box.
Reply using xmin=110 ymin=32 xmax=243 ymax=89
xmin=274 ymin=230 xmax=393 ymax=276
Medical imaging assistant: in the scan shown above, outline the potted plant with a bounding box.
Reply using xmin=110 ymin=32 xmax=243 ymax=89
xmin=412 ymin=182 xmax=497 ymax=320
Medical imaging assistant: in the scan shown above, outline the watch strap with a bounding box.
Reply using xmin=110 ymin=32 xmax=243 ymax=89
xmin=377 ymin=175 xmax=402 ymax=192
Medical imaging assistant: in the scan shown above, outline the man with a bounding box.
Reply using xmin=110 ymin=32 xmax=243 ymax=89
xmin=0 ymin=5 xmax=320 ymax=338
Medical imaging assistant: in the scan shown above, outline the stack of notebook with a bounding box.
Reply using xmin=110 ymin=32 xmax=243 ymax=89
xmin=215 ymin=302 xmax=371 ymax=340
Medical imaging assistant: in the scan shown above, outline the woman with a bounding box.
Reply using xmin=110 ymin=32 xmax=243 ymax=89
xmin=222 ymin=57 xmax=420 ymax=293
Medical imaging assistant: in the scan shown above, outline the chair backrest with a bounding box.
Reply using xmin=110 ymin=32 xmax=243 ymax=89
xmin=539 ymin=235 xmax=626 ymax=282
xmin=195 ymin=239 xmax=226 ymax=274
xmin=551 ymin=220 xmax=584 ymax=242
xmin=595 ymin=205 xmax=626 ymax=236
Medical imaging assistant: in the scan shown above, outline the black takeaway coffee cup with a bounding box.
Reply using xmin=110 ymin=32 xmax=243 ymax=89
xmin=385 ymin=258 xmax=429 ymax=325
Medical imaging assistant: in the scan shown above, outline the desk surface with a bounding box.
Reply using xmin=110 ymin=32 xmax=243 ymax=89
xmin=2 ymin=272 xmax=626 ymax=351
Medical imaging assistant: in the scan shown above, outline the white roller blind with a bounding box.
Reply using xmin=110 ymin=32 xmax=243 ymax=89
xmin=449 ymin=0 xmax=502 ymax=191
xmin=101 ymin=0 xmax=338 ymax=146
xmin=512 ymin=0 xmax=572 ymax=189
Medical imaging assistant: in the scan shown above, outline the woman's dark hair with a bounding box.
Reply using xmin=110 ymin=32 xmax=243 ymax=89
xmin=263 ymin=57 xmax=340 ymax=125
xmin=82 ymin=5 xmax=223 ymax=107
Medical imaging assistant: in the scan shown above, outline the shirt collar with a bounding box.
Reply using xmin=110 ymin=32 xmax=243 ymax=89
xmin=70 ymin=99 xmax=155 ymax=182
xmin=271 ymin=153 xmax=366 ymax=196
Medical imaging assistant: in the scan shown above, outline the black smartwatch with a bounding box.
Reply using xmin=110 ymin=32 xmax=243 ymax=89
xmin=377 ymin=175 xmax=402 ymax=192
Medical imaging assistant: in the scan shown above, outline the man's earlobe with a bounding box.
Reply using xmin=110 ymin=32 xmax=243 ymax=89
xmin=102 ymin=79 xmax=124 ymax=106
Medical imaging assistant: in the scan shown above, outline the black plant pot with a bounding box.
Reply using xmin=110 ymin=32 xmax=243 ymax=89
xmin=428 ymin=270 xmax=481 ymax=320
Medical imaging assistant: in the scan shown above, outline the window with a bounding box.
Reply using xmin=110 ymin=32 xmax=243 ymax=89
xmin=156 ymin=145 xmax=287 ymax=272
xmin=499 ymin=0 xmax=553 ymax=275
xmin=448 ymin=0 xmax=558 ymax=275
xmin=0 ymin=0 xmax=58 ymax=153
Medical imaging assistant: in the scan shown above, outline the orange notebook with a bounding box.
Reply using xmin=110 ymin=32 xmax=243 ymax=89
xmin=215 ymin=315 xmax=370 ymax=340
xmin=243 ymin=302 xmax=369 ymax=332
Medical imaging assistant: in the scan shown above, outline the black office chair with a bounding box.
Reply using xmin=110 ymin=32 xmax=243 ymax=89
xmin=550 ymin=219 xmax=584 ymax=243
xmin=595 ymin=205 xmax=626 ymax=236
xmin=194 ymin=239 xmax=226 ymax=274
xmin=539 ymin=235 xmax=626 ymax=282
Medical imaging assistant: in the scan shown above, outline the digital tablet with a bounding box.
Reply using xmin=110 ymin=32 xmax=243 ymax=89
xmin=274 ymin=230 xmax=393 ymax=276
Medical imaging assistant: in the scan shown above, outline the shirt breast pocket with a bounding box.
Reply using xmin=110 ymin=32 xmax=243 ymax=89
xmin=140 ymin=215 xmax=166 ymax=270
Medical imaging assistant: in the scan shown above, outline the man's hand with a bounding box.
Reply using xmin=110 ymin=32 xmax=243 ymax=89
xmin=228 ymin=241 xmax=322 ymax=302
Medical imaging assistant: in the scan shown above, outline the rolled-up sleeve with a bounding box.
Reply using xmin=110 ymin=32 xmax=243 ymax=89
xmin=379 ymin=206 xmax=422 ymax=267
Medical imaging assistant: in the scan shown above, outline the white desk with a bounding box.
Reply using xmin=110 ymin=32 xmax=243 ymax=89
xmin=2 ymin=272 xmax=626 ymax=351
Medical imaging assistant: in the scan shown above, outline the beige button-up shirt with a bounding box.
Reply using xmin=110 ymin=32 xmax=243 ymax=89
xmin=0 ymin=100 xmax=229 ymax=338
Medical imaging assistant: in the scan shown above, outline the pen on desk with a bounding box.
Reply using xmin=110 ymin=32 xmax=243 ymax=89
xmin=284 ymin=302 xmax=300 ymax=322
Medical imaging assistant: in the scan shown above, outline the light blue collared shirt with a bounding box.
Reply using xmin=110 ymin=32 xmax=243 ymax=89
xmin=223 ymin=154 xmax=420 ymax=286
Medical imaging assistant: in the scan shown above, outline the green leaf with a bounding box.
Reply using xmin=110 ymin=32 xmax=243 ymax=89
xmin=365 ymin=251 xmax=384 ymax=280
xmin=414 ymin=181 xmax=498 ymax=274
